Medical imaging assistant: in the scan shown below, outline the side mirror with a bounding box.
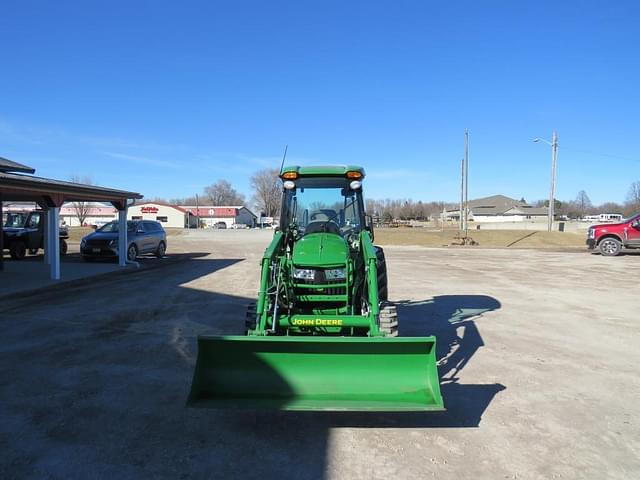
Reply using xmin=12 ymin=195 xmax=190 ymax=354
xmin=92 ymin=225 xmax=97 ymax=230
xmin=632 ymin=220 xmax=640 ymax=229
xmin=365 ymin=214 xmax=374 ymax=241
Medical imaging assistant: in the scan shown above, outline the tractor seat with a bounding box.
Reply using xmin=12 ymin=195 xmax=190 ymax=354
xmin=305 ymin=220 xmax=341 ymax=235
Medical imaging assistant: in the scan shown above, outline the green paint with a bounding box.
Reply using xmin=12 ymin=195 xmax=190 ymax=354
xmin=292 ymin=232 xmax=348 ymax=266
xmin=188 ymin=336 xmax=443 ymax=411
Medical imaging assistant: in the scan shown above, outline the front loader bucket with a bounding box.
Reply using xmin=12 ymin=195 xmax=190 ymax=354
xmin=188 ymin=336 xmax=444 ymax=412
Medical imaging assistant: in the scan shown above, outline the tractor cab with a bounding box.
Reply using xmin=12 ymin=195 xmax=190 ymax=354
xmin=279 ymin=168 xmax=367 ymax=241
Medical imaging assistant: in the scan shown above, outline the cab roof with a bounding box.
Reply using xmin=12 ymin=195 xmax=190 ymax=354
xmin=280 ymin=165 xmax=365 ymax=178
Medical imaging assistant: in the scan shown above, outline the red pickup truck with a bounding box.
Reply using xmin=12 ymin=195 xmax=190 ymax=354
xmin=587 ymin=213 xmax=640 ymax=256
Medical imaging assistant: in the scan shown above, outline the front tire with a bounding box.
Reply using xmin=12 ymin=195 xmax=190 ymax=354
xmin=599 ymin=237 xmax=622 ymax=256
xmin=60 ymin=239 xmax=68 ymax=255
xmin=10 ymin=241 xmax=27 ymax=260
xmin=245 ymin=303 xmax=257 ymax=333
xmin=379 ymin=303 xmax=398 ymax=337
xmin=155 ymin=241 xmax=166 ymax=258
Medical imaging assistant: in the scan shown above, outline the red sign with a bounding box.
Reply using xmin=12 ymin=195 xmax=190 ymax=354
xmin=141 ymin=206 xmax=159 ymax=214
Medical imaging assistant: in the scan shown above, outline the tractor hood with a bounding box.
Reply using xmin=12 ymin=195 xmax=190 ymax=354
xmin=292 ymin=233 xmax=348 ymax=267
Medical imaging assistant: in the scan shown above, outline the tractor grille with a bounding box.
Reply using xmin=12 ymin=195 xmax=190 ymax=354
xmin=294 ymin=285 xmax=347 ymax=297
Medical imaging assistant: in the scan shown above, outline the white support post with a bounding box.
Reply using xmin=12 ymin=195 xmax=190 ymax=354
xmin=49 ymin=207 xmax=60 ymax=280
xmin=43 ymin=209 xmax=51 ymax=265
xmin=118 ymin=208 xmax=127 ymax=266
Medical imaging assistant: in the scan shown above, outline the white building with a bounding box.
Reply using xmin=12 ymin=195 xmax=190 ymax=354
xmin=59 ymin=204 xmax=118 ymax=227
xmin=127 ymin=202 xmax=193 ymax=228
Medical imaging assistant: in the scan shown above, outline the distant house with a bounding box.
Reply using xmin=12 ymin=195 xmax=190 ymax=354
xmin=445 ymin=195 xmax=548 ymax=223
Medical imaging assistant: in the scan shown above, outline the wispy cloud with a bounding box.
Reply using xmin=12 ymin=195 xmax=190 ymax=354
xmin=367 ymin=168 xmax=416 ymax=179
xmin=101 ymin=151 xmax=181 ymax=169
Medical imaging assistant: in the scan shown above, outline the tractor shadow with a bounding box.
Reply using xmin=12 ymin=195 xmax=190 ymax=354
xmin=395 ymin=295 xmax=505 ymax=427
xmin=263 ymin=295 xmax=505 ymax=429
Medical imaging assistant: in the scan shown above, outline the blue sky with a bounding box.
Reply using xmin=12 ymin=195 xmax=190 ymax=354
xmin=1 ymin=1 xmax=639 ymax=205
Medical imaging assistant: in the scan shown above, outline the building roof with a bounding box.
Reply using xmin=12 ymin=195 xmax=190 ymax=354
xmin=0 ymin=156 xmax=36 ymax=174
xmin=447 ymin=194 xmax=548 ymax=216
xmin=181 ymin=206 xmax=257 ymax=218
xmin=183 ymin=206 xmax=239 ymax=218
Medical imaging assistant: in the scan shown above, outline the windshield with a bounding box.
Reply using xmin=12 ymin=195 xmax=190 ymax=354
xmin=622 ymin=214 xmax=640 ymax=223
xmin=97 ymin=221 xmax=137 ymax=233
xmin=281 ymin=177 xmax=365 ymax=235
xmin=4 ymin=212 xmax=29 ymax=228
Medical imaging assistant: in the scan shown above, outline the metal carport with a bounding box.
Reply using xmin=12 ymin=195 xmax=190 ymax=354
xmin=1 ymin=156 xmax=142 ymax=280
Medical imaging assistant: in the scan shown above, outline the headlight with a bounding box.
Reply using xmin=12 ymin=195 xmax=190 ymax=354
xmin=80 ymin=239 xmax=86 ymax=247
xmin=109 ymin=239 xmax=117 ymax=246
xmin=588 ymin=228 xmax=595 ymax=239
xmin=324 ymin=268 xmax=346 ymax=280
xmin=293 ymin=268 xmax=315 ymax=280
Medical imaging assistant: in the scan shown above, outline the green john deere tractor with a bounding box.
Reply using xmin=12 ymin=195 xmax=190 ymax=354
xmin=188 ymin=166 xmax=443 ymax=411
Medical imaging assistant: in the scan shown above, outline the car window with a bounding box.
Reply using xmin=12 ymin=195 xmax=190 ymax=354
xmin=143 ymin=222 xmax=156 ymax=233
xmin=27 ymin=213 xmax=41 ymax=228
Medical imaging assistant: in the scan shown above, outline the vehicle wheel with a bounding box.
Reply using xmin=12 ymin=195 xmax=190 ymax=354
xmin=379 ymin=302 xmax=398 ymax=337
xmin=60 ymin=239 xmax=68 ymax=255
xmin=9 ymin=241 xmax=27 ymax=260
xmin=155 ymin=241 xmax=166 ymax=258
xmin=245 ymin=303 xmax=257 ymax=333
xmin=127 ymin=244 xmax=138 ymax=262
xmin=28 ymin=248 xmax=39 ymax=255
xmin=375 ymin=246 xmax=388 ymax=302
xmin=599 ymin=237 xmax=622 ymax=256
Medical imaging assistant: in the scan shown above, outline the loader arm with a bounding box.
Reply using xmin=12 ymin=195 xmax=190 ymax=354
xmin=255 ymin=231 xmax=285 ymax=334
xmin=360 ymin=230 xmax=381 ymax=336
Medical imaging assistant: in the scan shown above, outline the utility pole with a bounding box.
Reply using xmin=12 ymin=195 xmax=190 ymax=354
xmin=464 ymin=129 xmax=469 ymax=237
xmin=195 ymin=193 xmax=200 ymax=229
xmin=459 ymin=158 xmax=464 ymax=231
xmin=548 ymin=131 xmax=558 ymax=232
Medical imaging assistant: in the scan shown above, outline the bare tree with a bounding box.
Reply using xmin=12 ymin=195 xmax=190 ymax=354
xmin=204 ymin=180 xmax=245 ymax=206
xmin=575 ymin=190 xmax=592 ymax=219
xmin=69 ymin=175 xmax=94 ymax=226
xmin=627 ymin=181 xmax=640 ymax=213
xmin=251 ymin=168 xmax=281 ymax=217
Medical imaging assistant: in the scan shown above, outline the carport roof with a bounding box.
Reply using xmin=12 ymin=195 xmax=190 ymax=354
xmin=0 ymin=171 xmax=142 ymax=204
xmin=0 ymin=156 xmax=36 ymax=174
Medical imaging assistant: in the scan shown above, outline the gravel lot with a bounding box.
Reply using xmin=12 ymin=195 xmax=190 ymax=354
xmin=1 ymin=230 xmax=638 ymax=479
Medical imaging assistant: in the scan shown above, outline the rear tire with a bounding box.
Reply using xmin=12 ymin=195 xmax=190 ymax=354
xmin=60 ymin=239 xmax=68 ymax=255
xmin=155 ymin=241 xmax=166 ymax=258
xmin=10 ymin=241 xmax=27 ymax=260
xmin=375 ymin=246 xmax=388 ymax=302
xmin=599 ymin=237 xmax=622 ymax=256
xmin=379 ymin=303 xmax=398 ymax=337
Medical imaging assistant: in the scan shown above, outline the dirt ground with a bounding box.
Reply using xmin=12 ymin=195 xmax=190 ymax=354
xmin=1 ymin=230 xmax=638 ymax=479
